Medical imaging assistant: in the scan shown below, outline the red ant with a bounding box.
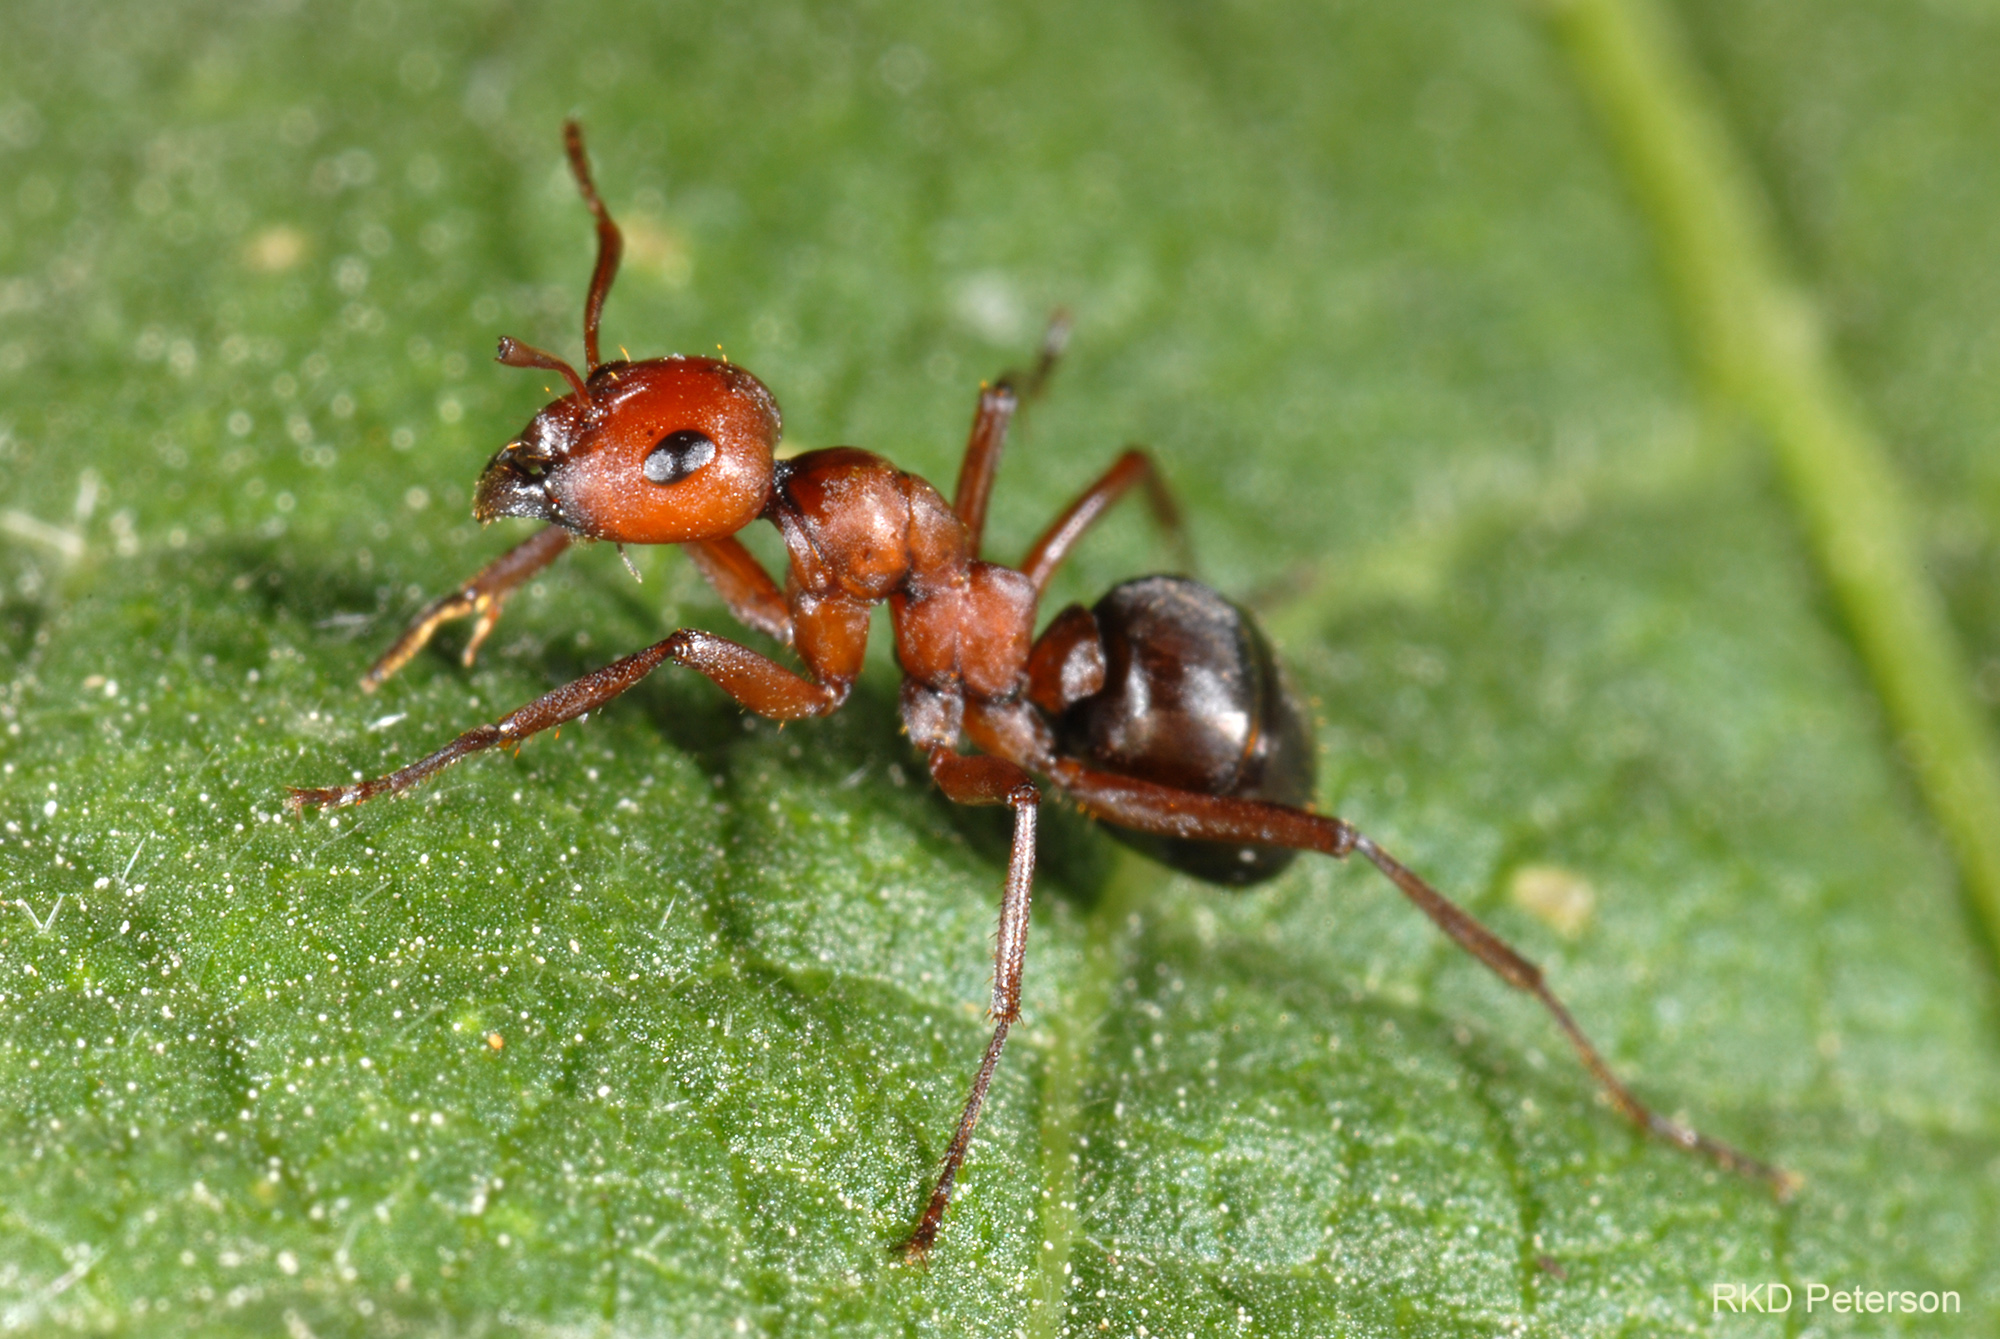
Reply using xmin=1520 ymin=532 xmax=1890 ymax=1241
xmin=289 ymin=121 xmax=1797 ymax=1258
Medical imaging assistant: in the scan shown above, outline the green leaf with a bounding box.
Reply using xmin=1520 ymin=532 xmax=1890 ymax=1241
xmin=3 ymin=1 xmax=1995 ymax=1335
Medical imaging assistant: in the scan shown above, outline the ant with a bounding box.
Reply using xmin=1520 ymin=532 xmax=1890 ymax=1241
xmin=289 ymin=121 xmax=1797 ymax=1258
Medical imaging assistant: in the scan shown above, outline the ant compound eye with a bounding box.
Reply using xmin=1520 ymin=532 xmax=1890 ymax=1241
xmin=643 ymin=429 xmax=717 ymax=485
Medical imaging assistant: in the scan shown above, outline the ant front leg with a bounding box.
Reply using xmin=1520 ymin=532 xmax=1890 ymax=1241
xmin=290 ymin=597 xmax=867 ymax=811
xmin=897 ymin=745 xmax=1041 ymax=1262
xmin=683 ymin=536 xmax=795 ymax=646
xmin=363 ymin=524 xmax=574 ymax=691
xmin=1042 ymin=757 xmax=1801 ymax=1199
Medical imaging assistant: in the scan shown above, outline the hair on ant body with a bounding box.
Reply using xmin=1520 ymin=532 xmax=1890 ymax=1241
xmin=290 ymin=122 xmax=1797 ymax=1260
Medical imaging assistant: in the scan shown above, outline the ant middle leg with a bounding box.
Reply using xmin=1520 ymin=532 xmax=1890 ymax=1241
xmin=363 ymin=523 xmax=573 ymax=692
xmin=1041 ymin=757 xmax=1799 ymax=1198
xmin=951 ymin=310 xmax=1072 ymax=555
xmin=950 ymin=384 xmax=1020 ymax=556
xmin=897 ymin=746 xmax=1041 ymax=1260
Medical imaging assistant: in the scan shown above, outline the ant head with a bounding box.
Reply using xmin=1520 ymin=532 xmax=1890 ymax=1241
xmin=468 ymin=120 xmax=780 ymax=544
xmin=474 ymin=354 xmax=780 ymax=542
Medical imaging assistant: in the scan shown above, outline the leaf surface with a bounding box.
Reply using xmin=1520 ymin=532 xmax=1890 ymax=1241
xmin=1 ymin=1 xmax=1995 ymax=1334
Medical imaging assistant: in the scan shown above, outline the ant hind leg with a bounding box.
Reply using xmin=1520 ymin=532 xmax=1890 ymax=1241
xmin=1042 ymin=756 xmax=1800 ymax=1199
xmin=1019 ymin=449 xmax=1192 ymax=594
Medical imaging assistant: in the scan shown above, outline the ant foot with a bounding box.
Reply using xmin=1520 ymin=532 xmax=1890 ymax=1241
xmin=889 ymin=1229 xmax=936 ymax=1269
xmin=284 ymin=784 xmax=359 ymax=814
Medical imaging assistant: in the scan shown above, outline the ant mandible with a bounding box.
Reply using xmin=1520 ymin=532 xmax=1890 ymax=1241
xmin=289 ymin=121 xmax=1796 ymax=1258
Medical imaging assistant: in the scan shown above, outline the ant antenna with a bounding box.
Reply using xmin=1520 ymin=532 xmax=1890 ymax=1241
xmin=496 ymin=335 xmax=588 ymax=403
xmin=562 ymin=119 xmax=623 ymax=373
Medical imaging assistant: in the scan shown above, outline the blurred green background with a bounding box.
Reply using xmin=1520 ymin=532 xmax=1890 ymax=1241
xmin=1 ymin=0 xmax=1996 ymax=1334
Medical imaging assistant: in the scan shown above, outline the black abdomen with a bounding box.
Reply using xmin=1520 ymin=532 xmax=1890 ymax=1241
xmin=1056 ymin=576 xmax=1316 ymax=885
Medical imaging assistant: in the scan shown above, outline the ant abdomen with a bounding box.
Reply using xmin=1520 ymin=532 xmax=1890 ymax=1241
xmin=1054 ymin=576 xmax=1316 ymax=885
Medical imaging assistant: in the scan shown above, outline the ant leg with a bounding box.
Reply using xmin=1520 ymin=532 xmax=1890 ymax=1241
xmin=362 ymin=524 xmax=574 ymax=692
xmin=1042 ymin=758 xmax=1800 ymax=1197
xmin=1019 ymin=448 xmax=1192 ymax=594
xmin=949 ymin=384 xmax=1020 ymax=555
xmin=683 ymin=536 xmax=794 ymax=645
xmin=951 ymin=311 xmax=1071 ymax=555
xmin=1010 ymin=309 xmax=1070 ymax=403
xmin=1349 ymin=835 xmax=1800 ymax=1196
xmin=290 ymin=624 xmax=858 ymax=813
xmin=898 ymin=747 xmax=1041 ymax=1261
